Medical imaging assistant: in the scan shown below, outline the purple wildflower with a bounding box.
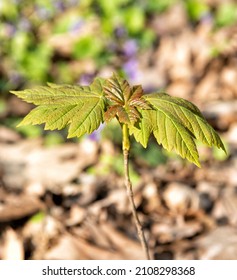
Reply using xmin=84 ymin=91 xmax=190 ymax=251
xmin=18 ymin=19 xmax=31 ymax=32
xmin=123 ymin=39 xmax=138 ymax=58
xmin=88 ymin=124 xmax=105 ymax=142
xmin=67 ymin=0 xmax=79 ymax=6
xmin=200 ymin=12 xmax=213 ymax=24
xmin=53 ymin=0 xmax=66 ymax=12
xmin=78 ymin=73 xmax=95 ymax=86
xmin=114 ymin=26 xmax=127 ymax=38
xmin=69 ymin=19 xmax=84 ymax=33
xmin=35 ymin=6 xmax=52 ymax=20
xmin=4 ymin=23 xmax=16 ymax=37
xmin=123 ymin=58 xmax=140 ymax=82
xmin=9 ymin=72 xmax=22 ymax=87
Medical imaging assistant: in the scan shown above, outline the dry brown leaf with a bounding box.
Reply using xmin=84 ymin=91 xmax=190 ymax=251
xmin=152 ymin=220 xmax=202 ymax=244
xmin=196 ymin=226 xmax=237 ymax=260
xmin=45 ymin=232 xmax=129 ymax=260
xmin=88 ymin=188 xmax=128 ymax=216
xmin=167 ymin=80 xmax=193 ymax=99
xmin=163 ymin=182 xmax=200 ymax=214
xmin=44 ymin=234 xmax=87 ymax=260
xmin=203 ymin=100 xmax=237 ymax=130
xmin=226 ymin=123 xmax=237 ymax=146
xmin=23 ymin=215 xmax=64 ymax=259
xmin=194 ymin=72 xmax=219 ymax=102
xmin=212 ymin=187 xmax=237 ymax=226
xmin=0 ymin=126 xmax=21 ymax=143
xmin=142 ymin=182 xmax=161 ymax=213
xmin=1 ymin=228 xmax=24 ymax=260
xmin=66 ymin=205 xmax=86 ymax=226
xmin=71 ymin=220 xmax=145 ymax=259
xmin=0 ymin=192 xmax=44 ymax=222
xmin=150 ymin=4 xmax=188 ymax=35
xmin=0 ymin=139 xmax=98 ymax=190
xmin=99 ymin=223 xmax=145 ymax=259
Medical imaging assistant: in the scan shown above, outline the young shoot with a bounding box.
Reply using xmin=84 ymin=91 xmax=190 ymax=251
xmin=11 ymin=73 xmax=226 ymax=259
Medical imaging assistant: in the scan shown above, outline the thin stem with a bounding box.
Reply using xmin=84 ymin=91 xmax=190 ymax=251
xmin=122 ymin=124 xmax=151 ymax=260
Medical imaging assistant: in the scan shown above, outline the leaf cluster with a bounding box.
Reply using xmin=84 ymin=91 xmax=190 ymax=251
xmin=11 ymin=74 xmax=226 ymax=166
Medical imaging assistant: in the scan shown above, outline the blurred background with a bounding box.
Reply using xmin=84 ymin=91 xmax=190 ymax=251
xmin=0 ymin=0 xmax=237 ymax=260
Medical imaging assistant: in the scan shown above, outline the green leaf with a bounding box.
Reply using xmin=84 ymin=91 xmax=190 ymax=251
xmin=128 ymin=109 xmax=153 ymax=148
xmin=152 ymin=108 xmax=200 ymax=167
xmin=130 ymin=108 xmax=200 ymax=166
xmin=129 ymin=92 xmax=226 ymax=166
xmin=10 ymin=78 xmax=106 ymax=138
xmin=145 ymin=93 xmax=226 ymax=152
xmin=10 ymin=74 xmax=226 ymax=168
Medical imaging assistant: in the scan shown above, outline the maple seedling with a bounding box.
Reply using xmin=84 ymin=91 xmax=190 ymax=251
xmin=11 ymin=73 xmax=226 ymax=260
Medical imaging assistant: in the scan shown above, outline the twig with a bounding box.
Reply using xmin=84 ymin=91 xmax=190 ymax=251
xmin=122 ymin=124 xmax=151 ymax=260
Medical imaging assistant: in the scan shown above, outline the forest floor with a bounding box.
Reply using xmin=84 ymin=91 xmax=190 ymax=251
xmin=1 ymin=2 xmax=237 ymax=260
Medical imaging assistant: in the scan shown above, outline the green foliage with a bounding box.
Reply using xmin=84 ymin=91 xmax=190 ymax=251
xmin=88 ymin=153 xmax=140 ymax=185
xmin=11 ymin=78 xmax=106 ymax=138
xmin=123 ymin=7 xmax=145 ymax=34
xmin=101 ymin=119 xmax=122 ymax=145
xmin=1 ymin=0 xmax=235 ymax=96
xmin=4 ymin=117 xmax=43 ymax=138
xmin=44 ymin=132 xmax=64 ymax=147
xmin=0 ymin=99 xmax=7 ymax=114
xmin=131 ymin=141 xmax=167 ymax=167
xmin=136 ymin=93 xmax=226 ymax=166
xmin=0 ymin=0 xmax=18 ymax=19
xmin=29 ymin=211 xmax=45 ymax=223
xmin=146 ymin=0 xmax=177 ymax=13
xmin=215 ymin=3 xmax=237 ymax=27
xmin=16 ymin=124 xmax=42 ymax=138
xmin=212 ymin=141 xmax=229 ymax=162
xmin=185 ymin=0 xmax=209 ymax=21
xmin=72 ymin=36 xmax=103 ymax=60
xmin=11 ymin=74 xmax=226 ymax=167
